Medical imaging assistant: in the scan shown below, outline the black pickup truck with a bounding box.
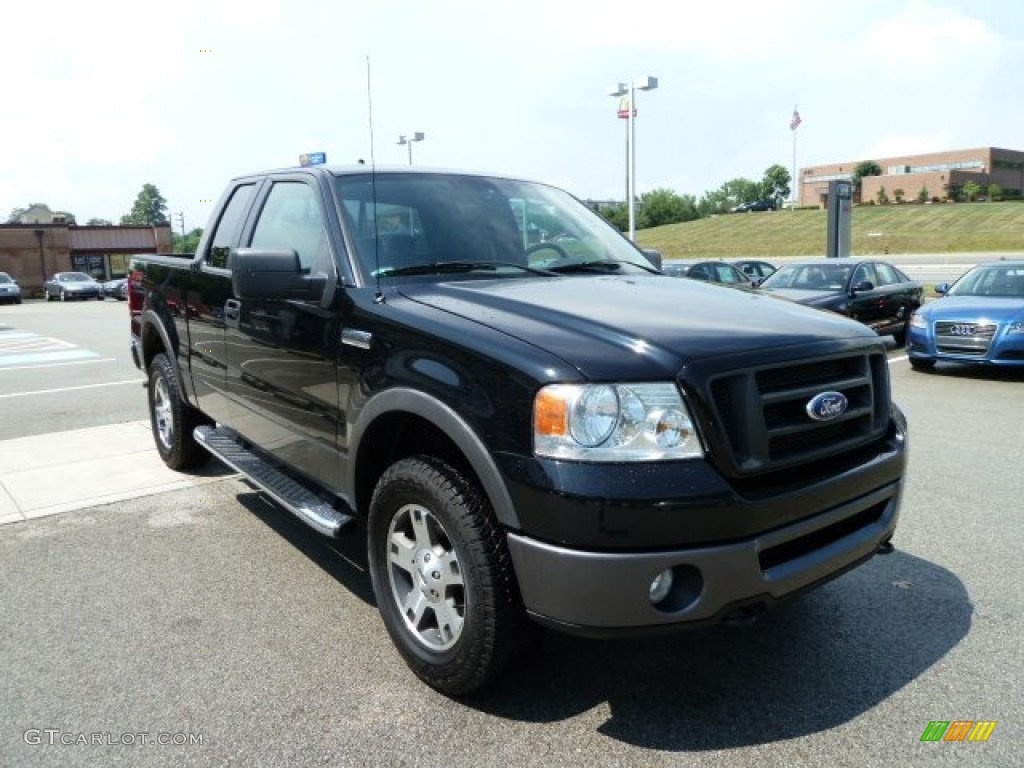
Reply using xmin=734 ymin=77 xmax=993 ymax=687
xmin=129 ymin=165 xmax=906 ymax=695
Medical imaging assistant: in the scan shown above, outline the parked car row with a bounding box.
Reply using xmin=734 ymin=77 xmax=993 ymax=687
xmin=663 ymin=257 xmax=924 ymax=345
xmin=0 ymin=273 xmax=132 ymax=304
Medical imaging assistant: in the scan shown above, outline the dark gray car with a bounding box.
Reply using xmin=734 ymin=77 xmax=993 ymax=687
xmin=758 ymin=259 xmax=923 ymax=342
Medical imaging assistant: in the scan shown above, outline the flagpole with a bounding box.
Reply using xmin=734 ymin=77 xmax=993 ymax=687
xmin=791 ymin=104 xmax=798 ymax=207
xmin=792 ymin=125 xmax=797 ymax=208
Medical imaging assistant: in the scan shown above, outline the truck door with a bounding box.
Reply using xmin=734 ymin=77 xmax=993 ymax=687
xmin=188 ymin=181 xmax=259 ymax=425
xmin=225 ymin=177 xmax=343 ymax=491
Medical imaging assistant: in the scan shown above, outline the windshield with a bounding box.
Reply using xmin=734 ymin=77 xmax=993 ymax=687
xmin=60 ymin=273 xmax=94 ymax=282
xmin=948 ymin=265 xmax=1024 ymax=298
xmin=334 ymin=173 xmax=654 ymax=279
xmin=0 ymin=274 xmax=12 ymax=284
xmin=760 ymin=263 xmax=852 ymax=291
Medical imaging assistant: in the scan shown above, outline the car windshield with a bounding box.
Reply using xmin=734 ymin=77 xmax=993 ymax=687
xmin=947 ymin=266 xmax=1024 ymax=298
xmin=0 ymin=274 xmax=12 ymax=284
xmin=760 ymin=263 xmax=852 ymax=291
xmin=59 ymin=273 xmax=94 ymax=282
xmin=334 ymin=172 xmax=655 ymax=279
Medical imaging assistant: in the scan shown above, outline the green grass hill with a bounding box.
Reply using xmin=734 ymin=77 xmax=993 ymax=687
xmin=636 ymin=201 xmax=1024 ymax=259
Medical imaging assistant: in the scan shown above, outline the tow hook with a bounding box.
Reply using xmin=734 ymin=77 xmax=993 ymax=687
xmin=877 ymin=538 xmax=895 ymax=555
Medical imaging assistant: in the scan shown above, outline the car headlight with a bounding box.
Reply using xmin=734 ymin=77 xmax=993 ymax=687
xmin=1008 ymin=321 xmax=1024 ymax=334
xmin=909 ymin=312 xmax=927 ymax=329
xmin=533 ymin=382 xmax=703 ymax=461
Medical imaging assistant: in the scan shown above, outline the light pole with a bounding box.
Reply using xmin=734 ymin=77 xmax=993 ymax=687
xmin=607 ymin=76 xmax=658 ymax=241
xmin=397 ymin=132 xmax=425 ymax=165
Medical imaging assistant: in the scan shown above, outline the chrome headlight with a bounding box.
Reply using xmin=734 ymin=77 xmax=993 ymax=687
xmin=909 ymin=312 xmax=927 ymax=329
xmin=1008 ymin=321 xmax=1024 ymax=335
xmin=533 ymin=382 xmax=703 ymax=461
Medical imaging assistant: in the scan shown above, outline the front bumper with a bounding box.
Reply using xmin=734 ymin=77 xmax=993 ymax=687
xmin=501 ymin=407 xmax=906 ymax=635
xmin=508 ymin=480 xmax=900 ymax=635
xmin=908 ymin=324 xmax=1024 ymax=366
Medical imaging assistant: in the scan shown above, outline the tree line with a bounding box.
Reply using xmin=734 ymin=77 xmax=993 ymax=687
xmin=593 ymin=163 xmax=792 ymax=231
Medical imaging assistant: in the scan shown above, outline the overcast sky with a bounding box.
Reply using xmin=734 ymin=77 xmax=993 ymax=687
xmin=3 ymin=0 xmax=1022 ymax=231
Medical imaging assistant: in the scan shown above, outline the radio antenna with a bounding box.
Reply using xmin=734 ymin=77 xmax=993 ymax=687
xmin=366 ymin=55 xmax=383 ymax=303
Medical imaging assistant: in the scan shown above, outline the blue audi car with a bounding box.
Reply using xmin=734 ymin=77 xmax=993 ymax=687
xmin=906 ymin=260 xmax=1024 ymax=371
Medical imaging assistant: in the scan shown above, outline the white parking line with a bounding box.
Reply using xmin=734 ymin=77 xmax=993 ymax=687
xmin=888 ymin=354 xmax=908 ymax=364
xmin=0 ymin=357 xmax=116 ymax=372
xmin=0 ymin=379 xmax=143 ymax=399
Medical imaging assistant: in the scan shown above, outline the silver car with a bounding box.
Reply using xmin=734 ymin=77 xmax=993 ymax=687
xmin=43 ymin=272 xmax=103 ymax=301
xmin=0 ymin=272 xmax=22 ymax=304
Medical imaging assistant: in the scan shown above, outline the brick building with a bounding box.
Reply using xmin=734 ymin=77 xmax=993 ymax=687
xmin=798 ymin=146 xmax=1024 ymax=207
xmin=0 ymin=223 xmax=172 ymax=295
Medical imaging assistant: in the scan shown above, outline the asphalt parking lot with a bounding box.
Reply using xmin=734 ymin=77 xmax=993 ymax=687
xmin=1 ymin=299 xmax=1022 ymax=767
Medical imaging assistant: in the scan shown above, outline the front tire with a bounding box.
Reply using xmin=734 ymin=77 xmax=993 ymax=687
xmin=909 ymin=357 xmax=935 ymax=371
xmin=147 ymin=353 xmax=210 ymax=469
xmin=368 ymin=456 xmax=529 ymax=696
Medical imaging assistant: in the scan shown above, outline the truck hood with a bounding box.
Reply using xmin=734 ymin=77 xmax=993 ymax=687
xmin=397 ymin=275 xmax=873 ymax=380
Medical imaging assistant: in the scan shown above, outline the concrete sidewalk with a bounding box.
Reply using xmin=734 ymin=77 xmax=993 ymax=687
xmin=0 ymin=420 xmax=235 ymax=526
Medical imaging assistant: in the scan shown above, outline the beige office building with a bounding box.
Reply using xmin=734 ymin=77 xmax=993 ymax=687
xmin=798 ymin=147 xmax=1024 ymax=207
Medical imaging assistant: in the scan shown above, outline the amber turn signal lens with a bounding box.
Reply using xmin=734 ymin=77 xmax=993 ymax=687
xmin=534 ymin=389 xmax=568 ymax=436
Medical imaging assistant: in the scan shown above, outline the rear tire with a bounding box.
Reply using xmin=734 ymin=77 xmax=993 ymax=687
xmin=147 ymin=353 xmax=211 ymax=469
xmin=909 ymin=357 xmax=935 ymax=371
xmin=367 ymin=455 xmax=530 ymax=696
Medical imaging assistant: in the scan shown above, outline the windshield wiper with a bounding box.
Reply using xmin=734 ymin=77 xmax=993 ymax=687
xmin=377 ymin=261 xmax=554 ymax=277
xmin=546 ymin=259 xmax=658 ymax=275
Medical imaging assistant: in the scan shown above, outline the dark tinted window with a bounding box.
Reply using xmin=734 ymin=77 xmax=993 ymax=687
xmin=206 ymin=183 xmax=256 ymax=269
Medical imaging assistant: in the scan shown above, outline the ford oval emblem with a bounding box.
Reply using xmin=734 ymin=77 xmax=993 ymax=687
xmin=806 ymin=391 xmax=848 ymax=422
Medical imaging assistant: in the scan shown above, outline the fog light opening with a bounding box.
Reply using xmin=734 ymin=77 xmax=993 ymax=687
xmin=649 ymin=568 xmax=674 ymax=605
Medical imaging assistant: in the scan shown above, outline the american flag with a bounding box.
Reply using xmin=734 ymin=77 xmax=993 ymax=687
xmin=790 ymin=108 xmax=802 ymax=131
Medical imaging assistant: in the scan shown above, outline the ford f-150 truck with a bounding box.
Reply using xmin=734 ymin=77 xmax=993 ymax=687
xmin=129 ymin=165 xmax=906 ymax=696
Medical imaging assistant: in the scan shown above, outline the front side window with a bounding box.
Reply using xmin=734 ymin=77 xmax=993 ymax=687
xmin=250 ymin=182 xmax=330 ymax=276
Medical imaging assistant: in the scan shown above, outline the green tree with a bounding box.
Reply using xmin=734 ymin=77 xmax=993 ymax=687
xmin=876 ymin=185 xmax=889 ymax=205
xmin=916 ymin=186 xmax=929 ymax=203
xmin=893 ymin=188 xmax=904 ymax=203
xmin=698 ymin=178 xmax=760 ymax=216
xmin=962 ymin=180 xmax=981 ymax=202
xmin=988 ymin=183 xmax=1003 ymax=201
xmin=638 ymin=188 xmax=699 ymax=229
xmin=121 ymin=183 xmax=169 ymax=225
xmin=172 ymin=227 xmax=204 ymax=255
xmin=596 ymin=202 xmax=629 ymax=232
xmin=760 ymin=164 xmax=791 ymax=206
xmin=851 ymin=160 xmax=882 ymax=202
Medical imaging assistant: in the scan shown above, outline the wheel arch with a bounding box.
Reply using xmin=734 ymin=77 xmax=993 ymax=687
xmin=349 ymin=388 xmax=519 ymax=530
xmin=137 ymin=309 xmax=193 ymax=405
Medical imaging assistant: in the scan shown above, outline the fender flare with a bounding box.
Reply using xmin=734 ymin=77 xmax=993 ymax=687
xmin=138 ymin=309 xmax=194 ymax=407
xmin=348 ymin=387 xmax=520 ymax=530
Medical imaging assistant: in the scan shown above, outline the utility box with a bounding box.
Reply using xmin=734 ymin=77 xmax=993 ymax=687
xmin=826 ymin=180 xmax=852 ymax=258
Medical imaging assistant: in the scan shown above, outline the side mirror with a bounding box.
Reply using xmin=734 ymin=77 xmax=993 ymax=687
xmin=231 ymin=248 xmax=325 ymax=300
xmin=852 ymin=280 xmax=875 ymax=293
xmin=934 ymin=282 xmax=950 ymax=295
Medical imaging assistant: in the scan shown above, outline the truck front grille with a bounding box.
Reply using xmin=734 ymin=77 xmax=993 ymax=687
xmin=707 ymin=351 xmax=889 ymax=476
